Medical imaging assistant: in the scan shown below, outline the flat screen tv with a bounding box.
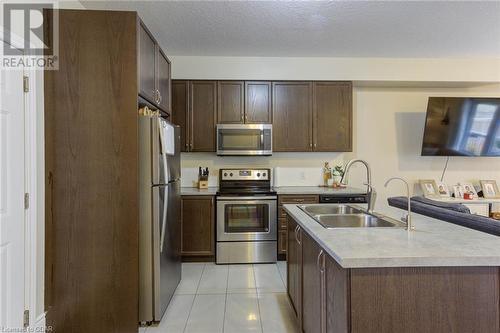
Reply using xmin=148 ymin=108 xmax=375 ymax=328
xmin=421 ymin=97 xmax=500 ymax=156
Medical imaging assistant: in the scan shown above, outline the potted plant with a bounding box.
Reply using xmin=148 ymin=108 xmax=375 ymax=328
xmin=332 ymin=164 xmax=345 ymax=185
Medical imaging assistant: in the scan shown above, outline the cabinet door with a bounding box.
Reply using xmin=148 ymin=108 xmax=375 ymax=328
xmin=181 ymin=196 xmax=215 ymax=256
xmin=157 ymin=49 xmax=171 ymax=113
xmin=190 ymin=81 xmax=217 ymax=152
xmin=245 ymin=81 xmax=272 ymax=123
xmin=272 ymin=82 xmax=313 ymax=151
xmin=286 ymin=215 xmax=302 ymax=323
xmin=313 ymin=82 xmax=352 ymax=152
xmin=217 ymin=81 xmax=244 ymax=123
xmin=302 ymin=231 xmax=323 ymax=333
xmin=325 ymin=254 xmax=350 ymax=333
xmin=172 ymin=80 xmax=189 ymax=152
xmin=138 ymin=24 xmax=157 ymax=104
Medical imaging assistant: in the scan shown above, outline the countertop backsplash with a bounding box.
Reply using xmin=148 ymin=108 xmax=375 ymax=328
xmin=181 ymin=166 xmax=330 ymax=188
xmin=181 ymin=168 xmax=218 ymax=188
xmin=273 ymin=167 xmax=324 ymax=187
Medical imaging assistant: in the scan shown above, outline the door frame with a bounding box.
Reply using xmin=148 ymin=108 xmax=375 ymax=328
xmin=0 ymin=26 xmax=45 ymax=330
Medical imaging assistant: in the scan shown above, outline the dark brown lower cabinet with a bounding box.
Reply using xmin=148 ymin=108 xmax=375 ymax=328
xmin=349 ymin=267 xmax=499 ymax=333
xmin=181 ymin=196 xmax=215 ymax=260
xmin=301 ymin=232 xmax=324 ymax=333
xmin=286 ymin=216 xmax=302 ymax=324
xmin=286 ymin=213 xmax=500 ymax=333
xmin=279 ymin=195 xmax=319 ymax=259
xmin=325 ymin=254 xmax=350 ymax=333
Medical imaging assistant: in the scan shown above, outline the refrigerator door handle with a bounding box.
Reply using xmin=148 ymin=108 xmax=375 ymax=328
xmin=160 ymin=186 xmax=168 ymax=253
xmin=158 ymin=118 xmax=170 ymax=183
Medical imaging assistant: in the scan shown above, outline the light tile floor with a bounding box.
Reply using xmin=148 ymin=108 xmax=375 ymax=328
xmin=140 ymin=261 xmax=299 ymax=333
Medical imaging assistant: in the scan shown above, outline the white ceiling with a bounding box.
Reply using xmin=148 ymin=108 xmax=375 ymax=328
xmin=82 ymin=1 xmax=500 ymax=58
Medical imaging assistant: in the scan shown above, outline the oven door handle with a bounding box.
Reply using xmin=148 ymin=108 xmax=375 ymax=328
xmin=217 ymin=196 xmax=277 ymax=201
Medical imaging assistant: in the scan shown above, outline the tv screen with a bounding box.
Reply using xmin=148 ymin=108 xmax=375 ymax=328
xmin=421 ymin=97 xmax=500 ymax=156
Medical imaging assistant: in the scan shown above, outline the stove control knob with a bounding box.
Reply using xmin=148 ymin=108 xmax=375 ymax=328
xmin=229 ymin=173 xmax=233 ymax=177
xmin=263 ymin=172 xmax=267 ymax=177
xmin=257 ymin=173 xmax=261 ymax=177
xmin=224 ymin=173 xmax=228 ymax=177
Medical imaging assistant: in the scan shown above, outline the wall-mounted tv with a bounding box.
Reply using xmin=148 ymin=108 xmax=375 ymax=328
xmin=421 ymin=97 xmax=500 ymax=156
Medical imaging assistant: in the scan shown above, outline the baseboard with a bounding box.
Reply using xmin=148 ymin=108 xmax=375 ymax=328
xmin=182 ymin=256 xmax=214 ymax=262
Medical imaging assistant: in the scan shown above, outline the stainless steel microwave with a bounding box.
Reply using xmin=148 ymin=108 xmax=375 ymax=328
xmin=216 ymin=124 xmax=272 ymax=156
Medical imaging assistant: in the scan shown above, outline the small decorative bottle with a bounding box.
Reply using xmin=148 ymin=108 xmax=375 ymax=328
xmin=323 ymin=162 xmax=332 ymax=186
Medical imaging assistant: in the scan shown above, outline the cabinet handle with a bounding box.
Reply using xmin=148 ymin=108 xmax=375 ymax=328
xmin=158 ymin=90 xmax=162 ymax=104
xmin=314 ymin=143 xmax=317 ymax=148
xmin=295 ymin=225 xmax=301 ymax=245
xmin=310 ymin=142 xmax=313 ymax=148
xmin=317 ymin=250 xmax=324 ymax=272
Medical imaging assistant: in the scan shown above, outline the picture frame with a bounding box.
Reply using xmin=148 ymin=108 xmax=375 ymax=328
xmin=419 ymin=179 xmax=439 ymax=198
xmin=480 ymin=180 xmax=500 ymax=199
xmin=436 ymin=181 xmax=450 ymax=197
xmin=452 ymin=185 xmax=464 ymax=199
xmin=460 ymin=182 xmax=478 ymax=199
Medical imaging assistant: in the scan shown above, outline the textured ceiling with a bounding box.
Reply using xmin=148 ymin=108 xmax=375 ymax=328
xmin=82 ymin=1 xmax=500 ymax=58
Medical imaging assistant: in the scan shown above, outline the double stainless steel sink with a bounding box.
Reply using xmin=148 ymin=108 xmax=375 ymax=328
xmin=299 ymin=204 xmax=405 ymax=229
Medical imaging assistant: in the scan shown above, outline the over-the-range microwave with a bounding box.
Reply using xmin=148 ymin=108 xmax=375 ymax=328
xmin=216 ymin=124 xmax=272 ymax=156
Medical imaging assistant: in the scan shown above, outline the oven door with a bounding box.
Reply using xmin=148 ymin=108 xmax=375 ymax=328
xmin=217 ymin=124 xmax=272 ymax=156
xmin=217 ymin=197 xmax=277 ymax=242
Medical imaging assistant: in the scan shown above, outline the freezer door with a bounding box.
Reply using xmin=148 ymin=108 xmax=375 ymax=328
xmin=158 ymin=118 xmax=181 ymax=183
xmin=153 ymin=181 xmax=181 ymax=321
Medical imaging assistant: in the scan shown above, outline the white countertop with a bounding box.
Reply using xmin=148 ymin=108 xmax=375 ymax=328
xmin=181 ymin=187 xmax=218 ymax=196
xmin=284 ymin=204 xmax=500 ymax=269
xmin=180 ymin=186 xmax=366 ymax=196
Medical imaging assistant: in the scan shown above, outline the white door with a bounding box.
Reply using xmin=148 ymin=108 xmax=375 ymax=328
xmin=0 ymin=41 xmax=26 ymax=329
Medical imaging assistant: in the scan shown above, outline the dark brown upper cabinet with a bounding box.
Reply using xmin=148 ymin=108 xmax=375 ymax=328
xmin=172 ymin=80 xmax=217 ymax=152
xmin=172 ymin=80 xmax=189 ymax=152
xmin=217 ymin=81 xmax=245 ymax=123
xmin=157 ymin=49 xmax=171 ymax=113
xmin=272 ymin=82 xmax=313 ymax=151
xmin=172 ymin=79 xmax=352 ymax=153
xmin=313 ymin=81 xmax=352 ymax=152
xmin=217 ymin=81 xmax=272 ymax=124
xmin=245 ymin=81 xmax=272 ymax=123
xmin=138 ymin=23 xmax=171 ymax=114
xmin=190 ymin=81 xmax=217 ymax=152
xmin=139 ymin=23 xmax=156 ymax=104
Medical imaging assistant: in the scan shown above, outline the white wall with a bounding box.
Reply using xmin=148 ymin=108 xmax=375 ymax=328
xmin=171 ymin=56 xmax=500 ymax=83
xmin=349 ymin=84 xmax=500 ymax=215
xmin=174 ymin=56 xmax=500 ymax=216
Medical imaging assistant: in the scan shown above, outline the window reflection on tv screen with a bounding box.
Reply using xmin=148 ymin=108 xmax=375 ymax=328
xmin=421 ymin=97 xmax=500 ymax=156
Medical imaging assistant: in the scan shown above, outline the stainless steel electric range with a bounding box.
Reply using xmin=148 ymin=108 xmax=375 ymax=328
xmin=216 ymin=168 xmax=277 ymax=264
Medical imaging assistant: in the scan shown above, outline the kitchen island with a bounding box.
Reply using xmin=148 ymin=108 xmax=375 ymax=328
xmin=283 ymin=204 xmax=500 ymax=333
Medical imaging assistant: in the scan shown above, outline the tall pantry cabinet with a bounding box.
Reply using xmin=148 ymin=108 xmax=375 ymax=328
xmin=44 ymin=9 xmax=171 ymax=333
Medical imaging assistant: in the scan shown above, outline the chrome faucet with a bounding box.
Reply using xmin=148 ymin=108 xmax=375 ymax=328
xmin=340 ymin=159 xmax=376 ymax=213
xmin=384 ymin=177 xmax=415 ymax=232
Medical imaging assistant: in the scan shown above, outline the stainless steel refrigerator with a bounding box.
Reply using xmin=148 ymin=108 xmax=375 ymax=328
xmin=139 ymin=116 xmax=181 ymax=324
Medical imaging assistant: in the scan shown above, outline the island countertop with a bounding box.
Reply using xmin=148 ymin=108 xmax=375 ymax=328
xmin=284 ymin=204 xmax=500 ymax=268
